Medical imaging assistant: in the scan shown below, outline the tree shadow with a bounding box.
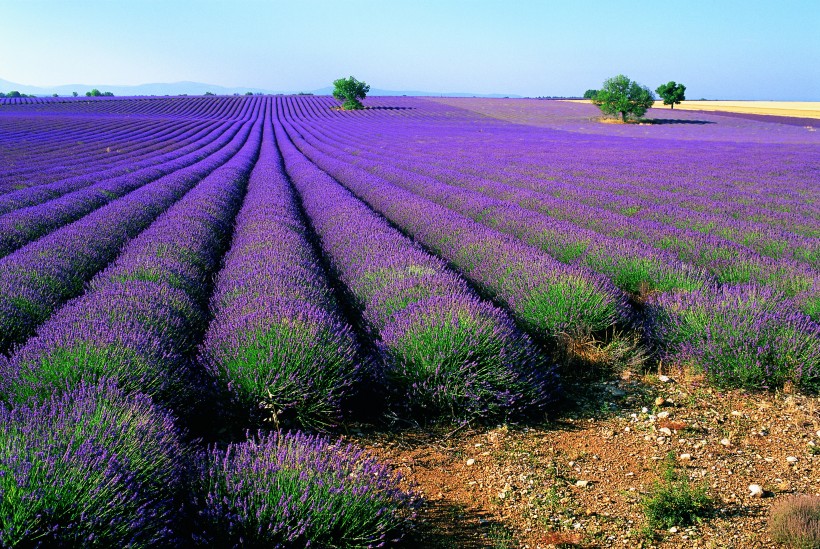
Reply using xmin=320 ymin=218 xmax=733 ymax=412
xmin=645 ymin=118 xmax=715 ymax=125
xmin=399 ymin=500 xmax=515 ymax=549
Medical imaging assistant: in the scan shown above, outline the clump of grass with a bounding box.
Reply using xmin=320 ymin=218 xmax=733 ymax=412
xmin=770 ymin=495 xmax=820 ymax=548
xmin=641 ymin=453 xmax=711 ymax=530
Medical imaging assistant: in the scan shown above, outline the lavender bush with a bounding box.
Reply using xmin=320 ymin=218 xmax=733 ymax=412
xmin=194 ymin=430 xmax=414 ymax=548
xmin=274 ymin=115 xmax=558 ymax=420
xmin=0 ymin=382 xmax=186 ymax=547
xmin=200 ymin=116 xmax=361 ymax=429
xmin=646 ymin=285 xmax=820 ymax=390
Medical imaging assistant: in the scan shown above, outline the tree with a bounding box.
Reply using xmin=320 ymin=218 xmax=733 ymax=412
xmin=72 ymin=91 xmax=78 ymax=97
xmin=332 ymin=76 xmax=370 ymax=110
xmin=583 ymin=89 xmax=599 ymax=100
xmin=7 ymin=91 xmax=22 ymax=98
xmin=656 ymin=81 xmax=686 ymax=109
xmin=204 ymin=91 xmax=215 ymax=96
xmin=592 ymin=74 xmax=655 ymax=122
xmin=86 ymin=89 xmax=102 ymax=97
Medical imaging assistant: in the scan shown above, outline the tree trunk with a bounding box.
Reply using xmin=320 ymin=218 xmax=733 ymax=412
xmin=670 ymin=103 xmax=674 ymax=109
xmin=621 ymin=111 xmax=626 ymax=122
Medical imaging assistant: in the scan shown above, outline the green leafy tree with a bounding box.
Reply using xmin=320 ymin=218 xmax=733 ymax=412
xmin=332 ymin=76 xmax=370 ymax=110
xmin=72 ymin=91 xmax=78 ymax=97
xmin=7 ymin=91 xmax=22 ymax=98
xmin=583 ymin=89 xmax=599 ymax=100
xmin=656 ymin=81 xmax=686 ymax=109
xmin=86 ymin=89 xmax=102 ymax=97
xmin=592 ymin=74 xmax=655 ymax=122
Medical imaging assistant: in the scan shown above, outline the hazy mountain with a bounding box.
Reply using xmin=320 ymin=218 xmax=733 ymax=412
xmin=0 ymin=78 xmax=521 ymax=98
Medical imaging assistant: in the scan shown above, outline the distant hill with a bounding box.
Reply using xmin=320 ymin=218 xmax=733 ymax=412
xmin=0 ymin=77 xmax=521 ymax=98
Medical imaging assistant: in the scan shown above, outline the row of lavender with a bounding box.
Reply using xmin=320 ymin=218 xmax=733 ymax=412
xmin=280 ymin=95 xmax=819 ymax=390
xmin=0 ymin=99 xmax=417 ymax=546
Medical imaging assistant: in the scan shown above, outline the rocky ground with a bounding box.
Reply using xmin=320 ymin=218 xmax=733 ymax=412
xmin=347 ymin=371 xmax=820 ymax=548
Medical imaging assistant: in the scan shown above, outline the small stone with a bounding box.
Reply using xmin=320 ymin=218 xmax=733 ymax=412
xmin=731 ymin=411 xmax=743 ymax=417
xmin=655 ymin=397 xmax=666 ymax=407
xmin=787 ymin=456 xmax=799 ymax=463
xmin=669 ymin=526 xmax=678 ymax=533
xmin=466 ymin=458 xmax=475 ymax=466
xmin=658 ymin=375 xmax=672 ymax=383
xmin=748 ymin=484 xmax=764 ymax=498
xmin=575 ymin=480 xmax=590 ymax=487
xmin=816 ymin=430 xmax=820 ymax=438
xmin=641 ymin=407 xmax=649 ymax=414
xmin=659 ymin=427 xmax=673 ymax=436
xmin=679 ymin=453 xmax=692 ymax=461
xmin=657 ymin=411 xmax=670 ymax=419
xmin=720 ymin=438 xmax=732 ymax=447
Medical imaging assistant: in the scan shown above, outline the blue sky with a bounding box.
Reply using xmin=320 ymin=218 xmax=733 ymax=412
xmin=2 ymin=0 xmax=818 ymax=99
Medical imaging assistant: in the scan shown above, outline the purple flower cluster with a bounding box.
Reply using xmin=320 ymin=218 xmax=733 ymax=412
xmin=0 ymin=120 xmax=244 ymax=259
xmin=274 ymin=113 xmax=557 ymax=420
xmin=646 ymin=284 xmax=820 ymax=389
xmin=194 ymin=430 xmax=414 ymax=548
xmin=200 ymin=115 xmax=360 ymax=429
xmin=0 ymin=105 xmax=258 ymax=354
xmin=2 ymin=101 xmax=263 ymax=406
xmin=279 ymin=107 xmax=630 ymax=341
xmin=0 ymin=381 xmax=186 ymax=547
xmin=0 ymin=119 xmax=225 ymax=215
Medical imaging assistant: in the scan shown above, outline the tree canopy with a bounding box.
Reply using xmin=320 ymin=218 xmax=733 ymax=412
xmin=332 ymin=76 xmax=370 ymax=110
xmin=656 ymin=81 xmax=686 ymax=109
xmin=583 ymin=89 xmax=599 ymax=100
xmin=592 ymin=75 xmax=655 ymax=122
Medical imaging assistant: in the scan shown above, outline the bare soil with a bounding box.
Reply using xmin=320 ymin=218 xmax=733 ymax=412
xmin=346 ymin=372 xmax=820 ymax=548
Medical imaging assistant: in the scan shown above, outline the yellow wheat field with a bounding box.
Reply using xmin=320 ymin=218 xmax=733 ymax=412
xmin=566 ymin=100 xmax=820 ymax=119
xmin=650 ymin=100 xmax=820 ymax=119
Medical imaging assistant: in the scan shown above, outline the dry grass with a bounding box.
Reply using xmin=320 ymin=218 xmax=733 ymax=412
xmin=770 ymin=495 xmax=820 ymax=548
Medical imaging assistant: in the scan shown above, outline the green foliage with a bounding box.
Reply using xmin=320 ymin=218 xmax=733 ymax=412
xmin=642 ymin=453 xmax=711 ymax=529
xmin=332 ymin=75 xmax=370 ymax=110
xmin=592 ymin=74 xmax=655 ymax=122
xmin=656 ymin=81 xmax=686 ymax=109
xmin=583 ymin=89 xmax=599 ymax=99
xmin=244 ymin=91 xmax=253 ymax=96
xmin=203 ymin=91 xmax=215 ymax=96
xmin=72 ymin=91 xmax=78 ymax=97
xmin=86 ymin=89 xmax=102 ymax=97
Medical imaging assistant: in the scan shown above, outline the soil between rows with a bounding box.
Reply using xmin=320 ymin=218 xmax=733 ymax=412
xmin=345 ymin=372 xmax=819 ymax=548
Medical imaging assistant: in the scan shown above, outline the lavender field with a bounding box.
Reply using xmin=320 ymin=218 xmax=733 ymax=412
xmin=0 ymin=94 xmax=818 ymax=546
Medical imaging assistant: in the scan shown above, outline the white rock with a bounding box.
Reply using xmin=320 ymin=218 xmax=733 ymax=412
xmin=658 ymin=375 xmax=672 ymax=383
xmin=720 ymin=438 xmax=732 ymax=447
xmin=787 ymin=456 xmax=799 ymax=463
xmin=669 ymin=526 xmax=678 ymax=533
xmin=748 ymin=484 xmax=764 ymax=498
xmin=657 ymin=411 xmax=670 ymax=419
xmin=679 ymin=453 xmax=692 ymax=461
xmin=641 ymin=407 xmax=649 ymax=414
xmin=575 ymin=480 xmax=590 ymax=487
xmin=466 ymin=458 xmax=475 ymax=466
xmin=659 ymin=427 xmax=673 ymax=436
